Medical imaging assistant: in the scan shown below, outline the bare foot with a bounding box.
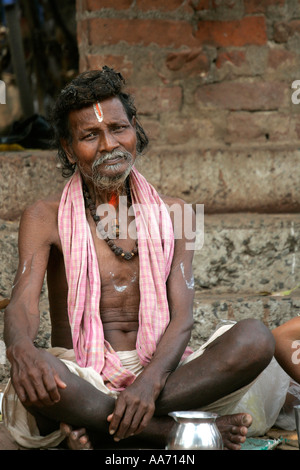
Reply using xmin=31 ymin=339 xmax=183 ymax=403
xmin=216 ymin=413 xmax=252 ymax=450
xmin=60 ymin=423 xmax=93 ymax=450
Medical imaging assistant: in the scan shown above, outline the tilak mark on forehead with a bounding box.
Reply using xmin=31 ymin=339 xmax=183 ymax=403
xmin=93 ymin=102 xmax=104 ymax=122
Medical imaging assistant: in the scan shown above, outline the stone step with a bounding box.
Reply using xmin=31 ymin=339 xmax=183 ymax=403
xmin=193 ymin=212 xmax=300 ymax=294
xmin=191 ymin=289 xmax=300 ymax=349
xmin=0 ymin=150 xmax=65 ymax=220
xmin=1 ymin=213 xmax=300 ymax=298
xmin=1 ymin=143 xmax=300 ymax=219
xmin=147 ymin=142 xmax=300 ymax=213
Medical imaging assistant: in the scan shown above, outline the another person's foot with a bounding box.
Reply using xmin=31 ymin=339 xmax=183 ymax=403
xmin=216 ymin=413 xmax=252 ymax=450
xmin=60 ymin=423 xmax=93 ymax=450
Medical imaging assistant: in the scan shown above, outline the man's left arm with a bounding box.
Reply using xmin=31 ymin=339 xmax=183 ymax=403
xmin=108 ymin=199 xmax=196 ymax=441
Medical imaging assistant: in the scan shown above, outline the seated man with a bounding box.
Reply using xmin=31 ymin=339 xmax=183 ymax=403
xmin=2 ymin=67 xmax=275 ymax=450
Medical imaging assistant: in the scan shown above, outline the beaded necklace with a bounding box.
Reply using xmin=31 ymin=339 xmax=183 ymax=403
xmin=82 ymin=181 xmax=138 ymax=261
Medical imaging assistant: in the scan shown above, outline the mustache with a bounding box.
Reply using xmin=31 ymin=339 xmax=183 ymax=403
xmin=92 ymin=149 xmax=133 ymax=169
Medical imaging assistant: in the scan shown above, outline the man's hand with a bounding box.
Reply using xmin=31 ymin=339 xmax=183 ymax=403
xmin=107 ymin=376 xmax=159 ymax=441
xmin=7 ymin=338 xmax=66 ymax=408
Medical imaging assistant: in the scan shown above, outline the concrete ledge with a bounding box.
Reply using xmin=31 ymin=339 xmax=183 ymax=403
xmin=1 ymin=143 xmax=300 ymax=219
xmin=143 ymin=142 xmax=300 ymax=213
xmin=2 ymin=213 xmax=300 ymax=297
xmin=194 ymin=212 xmax=300 ymax=294
xmin=191 ymin=290 xmax=300 ymax=348
xmin=0 ymin=150 xmax=65 ymax=220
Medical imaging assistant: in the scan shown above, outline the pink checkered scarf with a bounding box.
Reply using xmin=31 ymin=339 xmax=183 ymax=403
xmin=58 ymin=168 xmax=191 ymax=390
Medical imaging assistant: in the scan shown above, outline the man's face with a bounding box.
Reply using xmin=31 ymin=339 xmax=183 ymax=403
xmin=65 ymin=96 xmax=137 ymax=191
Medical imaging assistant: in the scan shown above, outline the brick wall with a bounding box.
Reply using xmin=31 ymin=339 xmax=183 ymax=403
xmin=76 ymin=0 xmax=300 ymax=149
xmin=75 ymin=0 xmax=300 ymax=213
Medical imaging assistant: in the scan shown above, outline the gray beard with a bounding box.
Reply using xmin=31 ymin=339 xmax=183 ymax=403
xmin=81 ymin=149 xmax=134 ymax=195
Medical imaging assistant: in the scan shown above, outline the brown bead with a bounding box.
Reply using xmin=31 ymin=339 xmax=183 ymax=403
xmin=83 ymin=182 xmax=138 ymax=261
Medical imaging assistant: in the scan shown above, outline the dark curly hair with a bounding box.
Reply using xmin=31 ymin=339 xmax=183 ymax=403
xmin=51 ymin=66 xmax=149 ymax=178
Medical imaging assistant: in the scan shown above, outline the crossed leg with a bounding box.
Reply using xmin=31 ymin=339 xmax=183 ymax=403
xmin=25 ymin=319 xmax=275 ymax=450
xmin=59 ymin=413 xmax=252 ymax=450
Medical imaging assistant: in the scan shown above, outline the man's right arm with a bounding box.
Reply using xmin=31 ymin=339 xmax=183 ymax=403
xmin=4 ymin=200 xmax=66 ymax=406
